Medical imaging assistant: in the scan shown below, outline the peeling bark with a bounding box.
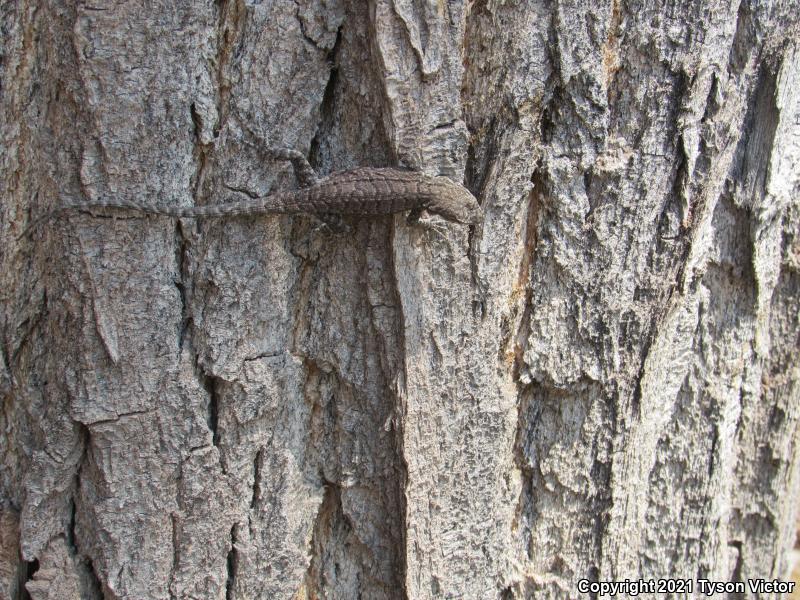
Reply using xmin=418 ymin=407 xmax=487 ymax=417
xmin=1 ymin=1 xmax=798 ymax=599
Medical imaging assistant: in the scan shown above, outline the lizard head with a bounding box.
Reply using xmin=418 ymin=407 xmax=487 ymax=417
xmin=426 ymin=176 xmax=484 ymax=225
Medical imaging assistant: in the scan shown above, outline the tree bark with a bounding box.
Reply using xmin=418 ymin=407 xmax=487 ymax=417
xmin=1 ymin=1 xmax=799 ymax=599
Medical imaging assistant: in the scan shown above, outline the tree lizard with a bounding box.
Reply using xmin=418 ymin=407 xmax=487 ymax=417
xmin=22 ymin=148 xmax=483 ymax=236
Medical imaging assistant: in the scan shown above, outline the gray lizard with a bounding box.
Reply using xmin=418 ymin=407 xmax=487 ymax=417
xmin=22 ymin=147 xmax=482 ymax=235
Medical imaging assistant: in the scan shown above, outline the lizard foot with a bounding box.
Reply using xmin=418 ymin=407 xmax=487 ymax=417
xmin=410 ymin=212 xmax=449 ymax=237
xmin=312 ymin=214 xmax=352 ymax=235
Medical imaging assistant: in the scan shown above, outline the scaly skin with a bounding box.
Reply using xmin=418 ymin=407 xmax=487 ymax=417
xmin=21 ymin=160 xmax=483 ymax=238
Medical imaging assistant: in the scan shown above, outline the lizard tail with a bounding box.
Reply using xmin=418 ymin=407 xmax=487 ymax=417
xmin=17 ymin=191 xmax=307 ymax=239
xmin=16 ymin=198 xmax=188 ymax=240
xmin=16 ymin=207 xmax=64 ymax=241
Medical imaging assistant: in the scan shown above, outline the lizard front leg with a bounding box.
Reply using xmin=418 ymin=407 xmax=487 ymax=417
xmin=406 ymin=206 xmax=423 ymax=225
xmin=405 ymin=207 xmax=449 ymax=237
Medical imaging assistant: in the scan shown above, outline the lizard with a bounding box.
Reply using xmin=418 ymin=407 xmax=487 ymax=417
xmin=21 ymin=147 xmax=483 ymax=236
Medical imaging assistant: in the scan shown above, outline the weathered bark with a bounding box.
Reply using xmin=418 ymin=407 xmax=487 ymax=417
xmin=1 ymin=1 xmax=798 ymax=599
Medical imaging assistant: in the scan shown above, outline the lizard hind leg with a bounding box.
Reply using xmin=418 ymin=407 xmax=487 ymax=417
xmin=263 ymin=147 xmax=319 ymax=188
xmin=312 ymin=213 xmax=352 ymax=235
xmin=292 ymin=214 xmax=352 ymax=251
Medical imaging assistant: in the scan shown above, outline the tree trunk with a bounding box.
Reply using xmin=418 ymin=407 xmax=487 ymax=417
xmin=2 ymin=1 xmax=799 ymax=599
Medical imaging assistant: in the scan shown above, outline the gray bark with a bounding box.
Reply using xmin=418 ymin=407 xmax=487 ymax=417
xmin=1 ymin=1 xmax=799 ymax=599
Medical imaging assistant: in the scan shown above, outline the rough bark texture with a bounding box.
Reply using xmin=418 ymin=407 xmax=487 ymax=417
xmin=1 ymin=1 xmax=799 ymax=599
